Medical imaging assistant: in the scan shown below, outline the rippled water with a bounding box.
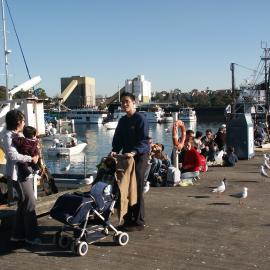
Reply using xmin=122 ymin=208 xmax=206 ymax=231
xmin=43 ymin=121 xmax=222 ymax=175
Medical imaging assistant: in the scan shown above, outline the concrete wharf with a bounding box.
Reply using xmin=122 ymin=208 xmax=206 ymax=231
xmin=0 ymin=150 xmax=270 ymax=270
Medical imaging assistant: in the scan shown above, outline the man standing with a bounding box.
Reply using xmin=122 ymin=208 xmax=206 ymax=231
xmin=111 ymin=92 xmax=150 ymax=231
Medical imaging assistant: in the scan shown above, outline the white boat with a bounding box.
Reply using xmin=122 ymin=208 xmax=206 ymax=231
xmin=47 ymin=141 xmax=87 ymax=156
xmin=139 ymin=106 xmax=164 ymax=123
xmin=178 ymin=107 xmax=197 ymax=122
xmin=66 ymin=108 xmax=107 ymax=124
xmin=103 ymin=111 xmax=125 ymax=130
xmin=163 ymin=112 xmax=173 ymax=123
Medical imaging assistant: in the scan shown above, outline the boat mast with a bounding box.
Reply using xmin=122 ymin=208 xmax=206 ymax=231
xmin=261 ymin=42 xmax=270 ymax=110
xmin=1 ymin=0 xmax=10 ymax=100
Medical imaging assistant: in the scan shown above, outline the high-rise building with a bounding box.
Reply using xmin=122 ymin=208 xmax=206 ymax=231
xmin=61 ymin=76 xmax=95 ymax=108
xmin=125 ymin=75 xmax=151 ymax=103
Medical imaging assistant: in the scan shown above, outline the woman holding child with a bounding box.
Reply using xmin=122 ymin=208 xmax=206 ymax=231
xmin=3 ymin=109 xmax=41 ymax=245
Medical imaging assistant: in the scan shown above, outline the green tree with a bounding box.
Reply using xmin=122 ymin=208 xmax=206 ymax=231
xmin=0 ymin=86 xmax=7 ymax=100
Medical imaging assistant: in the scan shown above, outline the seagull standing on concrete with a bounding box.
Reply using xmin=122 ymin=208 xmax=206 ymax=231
xmin=238 ymin=187 xmax=248 ymax=205
xmin=212 ymin=178 xmax=227 ymax=195
xmin=264 ymin=160 xmax=270 ymax=169
xmin=230 ymin=187 xmax=248 ymax=205
xmin=264 ymin=154 xmax=270 ymax=162
xmin=260 ymin=165 xmax=269 ymax=178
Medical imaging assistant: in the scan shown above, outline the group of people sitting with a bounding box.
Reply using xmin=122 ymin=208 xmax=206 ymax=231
xmin=145 ymin=124 xmax=238 ymax=187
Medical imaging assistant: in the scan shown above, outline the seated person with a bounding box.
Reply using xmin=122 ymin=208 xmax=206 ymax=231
xmin=201 ymin=129 xmax=215 ymax=159
xmin=254 ymin=125 xmax=266 ymax=146
xmin=214 ymin=125 xmax=226 ymax=151
xmin=223 ymin=146 xmax=238 ymax=167
xmin=180 ymin=140 xmax=202 ymax=180
xmin=12 ymin=126 xmax=40 ymax=179
xmin=207 ymin=142 xmax=219 ymax=163
xmin=148 ymin=143 xmax=170 ymax=185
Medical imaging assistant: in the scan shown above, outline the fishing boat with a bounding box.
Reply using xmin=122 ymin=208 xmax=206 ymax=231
xmin=178 ymin=107 xmax=197 ymax=122
xmin=66 ymin=108 xmax=107 ymax=124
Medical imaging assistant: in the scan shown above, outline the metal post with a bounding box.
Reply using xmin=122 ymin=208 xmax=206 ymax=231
xmin=230 ymin=63 xmax=236 ymax=115
xmin=1 ymin=0 xmax=10 ymax=100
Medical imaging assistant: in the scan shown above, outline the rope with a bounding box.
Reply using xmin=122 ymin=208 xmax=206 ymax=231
xmin=5 ymin=0 xmax=31 ymax=80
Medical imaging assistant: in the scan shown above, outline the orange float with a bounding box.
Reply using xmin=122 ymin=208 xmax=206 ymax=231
xmin=172 ymin=120 xmax=186 ymax=150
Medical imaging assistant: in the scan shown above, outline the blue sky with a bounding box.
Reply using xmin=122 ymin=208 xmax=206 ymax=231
xmin=0 ymin=0 xmax=269 ymax=97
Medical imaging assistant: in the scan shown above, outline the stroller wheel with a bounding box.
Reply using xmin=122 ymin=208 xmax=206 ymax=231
xmin=114 ymin=232 xmax=129 ymax=246
xmin=77 ymin=241 xmax=88 ymax=256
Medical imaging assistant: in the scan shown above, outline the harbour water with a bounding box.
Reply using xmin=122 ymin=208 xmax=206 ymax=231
xmin=43 ymin=121 xmax=223 ymax=175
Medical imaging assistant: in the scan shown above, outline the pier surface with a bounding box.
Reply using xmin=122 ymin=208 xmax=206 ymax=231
xmin=1 ymin=151 xmax=270 ymax=270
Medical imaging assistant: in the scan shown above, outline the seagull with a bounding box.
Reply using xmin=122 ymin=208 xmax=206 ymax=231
xmin=264 ymin=154 xmax=270 ymax=162
xmin=260 ymin=165 xmax=269 ymax=177
xmin=164 ymin=128 xmax=169 ymax=133
xmin=264 ymin=160 xmax=270 ymax=170
xmin=143 ymin=181 xmax=150 ymax=194
xmin=212 ymin=178 xmax=227 ymax=195
xmin=231 ymin=187 xmax=248 ymax=205
xmin=61 ymin=163 xmax=71 ymax=172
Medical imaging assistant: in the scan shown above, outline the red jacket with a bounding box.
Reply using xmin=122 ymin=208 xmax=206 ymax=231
xmin=182 ymin=147 xmax=202 ymax=172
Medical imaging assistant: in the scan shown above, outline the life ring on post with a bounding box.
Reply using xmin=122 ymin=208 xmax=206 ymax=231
xmin=172 ymin=120 xmax=186 ymax=150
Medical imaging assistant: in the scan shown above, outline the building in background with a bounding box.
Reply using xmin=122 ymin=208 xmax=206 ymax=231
xmin=125 ymin=75 xmax=151 ymax=103
xmin=61 ymin=76 xmax=95 ymax=108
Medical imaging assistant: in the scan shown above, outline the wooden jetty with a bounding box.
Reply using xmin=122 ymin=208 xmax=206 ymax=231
xmin=1 ymin=149 xmax=270 ymax=269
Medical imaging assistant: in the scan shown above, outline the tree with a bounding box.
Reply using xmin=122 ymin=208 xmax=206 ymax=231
xmin=0 ymin=86 xmax=6 ymax=100
xmin=33 ymin=88 xmax=48 ymax=99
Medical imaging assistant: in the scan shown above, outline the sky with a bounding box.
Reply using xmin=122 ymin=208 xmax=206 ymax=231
xmin=0 ymin=0 xmax=269 ymax=97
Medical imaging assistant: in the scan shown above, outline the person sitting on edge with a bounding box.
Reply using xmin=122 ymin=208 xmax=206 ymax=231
xmin=201 ymin=129 xmax=215 ymax=158
xmin=180 ymin=140 xmax=202 ymax=180
xmin=223 ymin=146 xmax=238 ymax=167
xmin=12 ymin=126 xmax=40 ymax=179
xmin=214 ymin=125 xmax=226 ymax=151
xmin=194 ymin=131 xmax=203 ymax=153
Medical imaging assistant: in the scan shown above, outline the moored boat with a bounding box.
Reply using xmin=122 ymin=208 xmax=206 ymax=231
xmin=163 ymin=112 xmax=173 ymax=123
xmin=66 ymin=108 xmax=107 ymax=124
xmin=47 ymin=137 xmax=87 ymax=156
xmin=139 ymin=106 xmax=164 ymax=123
xmin=103 ymin=110 xmax=125 ymax=130
xmin=178 ymin=107 xmax=197 ymax=122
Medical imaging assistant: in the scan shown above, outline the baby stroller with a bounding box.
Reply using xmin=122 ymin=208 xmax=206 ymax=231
xmin=50 ymin=157 xmax=129 ymax=256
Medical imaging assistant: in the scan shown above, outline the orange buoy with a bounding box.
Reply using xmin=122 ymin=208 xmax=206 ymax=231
xmin=172 ymin=120 xmax=186 ymax=150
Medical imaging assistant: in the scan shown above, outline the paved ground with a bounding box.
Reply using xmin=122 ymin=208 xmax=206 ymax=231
xmin=1 ymin=151 xmax=270 ymax=270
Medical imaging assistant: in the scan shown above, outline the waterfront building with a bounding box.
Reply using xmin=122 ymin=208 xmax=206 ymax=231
xmin=125 ymin=75 xmax=151 ymax=103
xmin=61 ymin=76 xmax=95 ymax=108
